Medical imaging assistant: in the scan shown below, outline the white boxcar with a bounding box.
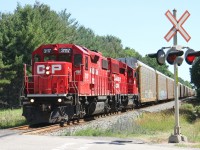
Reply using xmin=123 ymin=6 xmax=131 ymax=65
xmin=167 ymin=77 xmax=174 ymax=100
xmin=137 ymin=61 xmax=157 ymax=103
xmin=156 ymin=71 xmax=167 ymax=101
xmin=179 ymin=83 xmax=184 ymax=98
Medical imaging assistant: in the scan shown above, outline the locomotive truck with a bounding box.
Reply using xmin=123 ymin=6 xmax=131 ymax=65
xmin=21 ymin=44 xmax=195 ymax=126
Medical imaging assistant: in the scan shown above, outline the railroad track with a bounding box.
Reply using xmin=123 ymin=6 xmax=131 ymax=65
xmin=9 ymin=98 xmax=192 ymax=135
xmin=8 ymin=111 xmax=124 ymax=135
xmin=8 ymin=104 xmax=162 ymax=135
xmin=9 ymin=124 xmax=61 ymax=135
xmin=9 ymin=125 xmax=30 ymax=130
xmin=36 ymin=115 xmax=119 ymax=134
xmin=22 ymin=124 xmax=61 ymax=135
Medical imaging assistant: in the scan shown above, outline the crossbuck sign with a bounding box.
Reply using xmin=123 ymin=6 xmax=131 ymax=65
xmin=164 ymin=10 xmax=191 ymax=42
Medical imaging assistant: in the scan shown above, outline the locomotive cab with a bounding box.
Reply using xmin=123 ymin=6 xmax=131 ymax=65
xmin=25 ymin=44 xmax=73 ymax=96
xmin=22 ymin=44 xmax=78 ymax=124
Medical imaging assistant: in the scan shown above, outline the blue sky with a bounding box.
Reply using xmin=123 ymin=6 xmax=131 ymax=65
xmin=0 ymin=0 xmax=199 ymax=82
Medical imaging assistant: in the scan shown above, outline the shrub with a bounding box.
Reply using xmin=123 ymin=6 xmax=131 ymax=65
xmin=195 ymin=106 xmax=200 ymax=117
xmin=180 ymin=103 xmax=194 ymax=112
xmin=180 ymin=104 xmax=196 ymax=122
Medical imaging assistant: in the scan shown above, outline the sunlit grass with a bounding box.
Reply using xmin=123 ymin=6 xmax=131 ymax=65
xmin=136 ymin=111 xmax=174 ymax=133
xmin=0 ymin=108 xmax=26 ymax=128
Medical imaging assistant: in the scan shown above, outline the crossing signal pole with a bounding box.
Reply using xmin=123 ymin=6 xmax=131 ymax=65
xmin=167 ymin=9 xmax=187 ymax=143
xmin=147 ymin=9 xmax=197 ymax=143
xmin=147 ymin=9 xmax=200 ymax=143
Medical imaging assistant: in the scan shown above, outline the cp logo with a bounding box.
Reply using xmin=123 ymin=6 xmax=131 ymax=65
xmin=37 ymin=64 xmax=62 ymax=74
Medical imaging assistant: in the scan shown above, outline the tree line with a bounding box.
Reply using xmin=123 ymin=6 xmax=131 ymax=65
xmin=0 ymin=2 xmax=195 ymax=107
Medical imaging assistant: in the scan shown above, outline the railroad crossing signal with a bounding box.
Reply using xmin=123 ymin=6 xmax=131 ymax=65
xmin=164 ymin=10 xmax=191 ymax=42
xmin=148 ymin=9 xmax=195 ymax=143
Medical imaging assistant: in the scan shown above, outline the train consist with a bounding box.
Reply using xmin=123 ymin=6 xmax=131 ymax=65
xmin=21 ymin=44 xmax=195 ymax=125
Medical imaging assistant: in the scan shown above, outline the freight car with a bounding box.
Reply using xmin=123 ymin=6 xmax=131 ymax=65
xmin=21 ymin=44 xmax=195 ymax=126
xmin=117 ymin=57 xmax=195 ymax=106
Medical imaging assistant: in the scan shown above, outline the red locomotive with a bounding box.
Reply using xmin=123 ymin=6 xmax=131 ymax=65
xmin=21 ymin=44 xmax=138 ymax=126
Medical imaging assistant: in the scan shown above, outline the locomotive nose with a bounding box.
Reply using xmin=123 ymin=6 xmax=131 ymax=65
xmin=34 ymin=62 xmax=72 ymax=94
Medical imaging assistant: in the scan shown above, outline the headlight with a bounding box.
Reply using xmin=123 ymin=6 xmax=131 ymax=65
xmin=46 ymin=66 xmax=50 ymax=70
xmin=46 ymin=71 xmax=50 ymax=75
xmin=58 ymin=98 xmax=62 ymax=103
xmin=30 ymin=99 xmax=34 ymax=103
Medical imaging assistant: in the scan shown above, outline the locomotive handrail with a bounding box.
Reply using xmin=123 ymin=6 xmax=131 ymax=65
xmin=72 ymin=71 xmax=79 ymax=97
xmin=27 ymin=74 xmax=69 ymax=79
xmin=24 ymin=74 xmax=72 ymax=94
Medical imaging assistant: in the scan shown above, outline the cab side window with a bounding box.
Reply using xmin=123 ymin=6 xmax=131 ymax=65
xmin=74 ymin=54 xmax=82 ymax=67
xmin=85 ymin=56 xmax=88 ymax=70
xmin=128 ymin=70 xmax=132 ymax=77
xmin=102 ymin=59 xmax=108 ymax=70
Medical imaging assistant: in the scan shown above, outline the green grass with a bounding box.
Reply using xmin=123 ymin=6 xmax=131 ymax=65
xmin=136 ymin=111 xmax=174 ymax=133
xmin=70 ymin=102 xmax=200 ymax=148
xmin=0 ymin=108 xmax=26 ymax=129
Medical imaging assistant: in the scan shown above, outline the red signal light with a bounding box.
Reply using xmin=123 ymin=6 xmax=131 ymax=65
xmin=186 ymin=55 xmax=195 ymax=64
xmin=166 ymin=50 xmax=183 ymax=65
xmin=167 ymin=55 xmax=176 ymax=64
xmin=185 ymin=49 xmax=200 ymax=65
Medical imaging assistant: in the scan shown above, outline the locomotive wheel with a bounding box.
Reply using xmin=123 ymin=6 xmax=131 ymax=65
xmin=121 ymin=108 xmax=127 ymax=112
xmin=67 ymin=120 xmax=70 ymax=125
xmin=60 ymin=121 xmax=65 ymax=127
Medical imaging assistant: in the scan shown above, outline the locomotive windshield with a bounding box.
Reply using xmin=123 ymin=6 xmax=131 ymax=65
xmin=43 ymin=54 xmax=72 ymax=62
xmin=40 ymin=47 xmax=72 ymax=62
xmin=58 ymin=54 xmax=71 ymax=62
xmin=58 ymin=48 xmax=72 ymax=62
xmin=44 ymin=55 xmax=56 ymax=61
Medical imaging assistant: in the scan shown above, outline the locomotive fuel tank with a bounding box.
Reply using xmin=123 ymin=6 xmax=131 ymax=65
xmin=86 ymin=101 xmax=105 ymax=115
